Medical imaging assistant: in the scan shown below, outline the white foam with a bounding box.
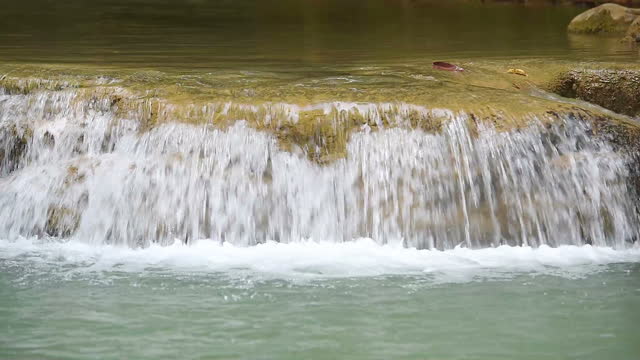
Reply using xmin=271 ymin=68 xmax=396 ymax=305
xmin=1 ymin=237 xmax=638 ymax=281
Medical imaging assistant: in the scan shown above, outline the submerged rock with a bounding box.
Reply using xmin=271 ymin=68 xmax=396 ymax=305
xmin=567 ymin=4 xmax=640 ymax=34
xmin=548 ymin=69 xmax=640 ymax=117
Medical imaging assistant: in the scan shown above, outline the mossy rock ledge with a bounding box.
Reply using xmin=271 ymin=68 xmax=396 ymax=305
xmin=567 ymin=3 xmax=640 ymax=34
xmin=548 ymin=69 xmax=640 ymax=118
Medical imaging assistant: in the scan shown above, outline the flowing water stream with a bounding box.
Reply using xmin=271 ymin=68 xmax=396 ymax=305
xmin=1 ymin=1 xmax=640 ymax=359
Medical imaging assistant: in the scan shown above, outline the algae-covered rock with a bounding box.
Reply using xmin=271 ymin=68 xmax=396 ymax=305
xmin=568 ymin=4 xmax=639 ymax=34
xmin=548 ymin=69 xmax=640 ymax=117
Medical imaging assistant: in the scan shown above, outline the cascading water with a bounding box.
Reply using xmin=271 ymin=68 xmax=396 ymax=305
xmin=0 ymin=87 xmax=638 ymax=249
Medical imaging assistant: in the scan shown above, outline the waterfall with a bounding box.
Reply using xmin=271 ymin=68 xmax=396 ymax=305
xmin=0 ymin=87 xmax=638 ymax=249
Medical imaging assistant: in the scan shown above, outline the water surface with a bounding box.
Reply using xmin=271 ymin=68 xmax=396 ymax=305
xmin=1 ymin=239 xmax=640 ymax=360
xmin=1 ymin=0 xmax=637 ymax=71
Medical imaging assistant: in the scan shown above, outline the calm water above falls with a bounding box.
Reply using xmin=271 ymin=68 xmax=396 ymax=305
xmin=1 ymin=1 xmax=640 ymax=359
xmin=0 ymin=0 xmax=638 ymax=69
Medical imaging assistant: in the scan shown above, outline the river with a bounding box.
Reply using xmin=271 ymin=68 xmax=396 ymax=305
xmin=1 ymin=1 xmax=639 ymax=359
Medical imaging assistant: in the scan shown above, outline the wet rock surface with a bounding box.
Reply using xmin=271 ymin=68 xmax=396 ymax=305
xmin=548 ymin=69 xmax=640 ymax=117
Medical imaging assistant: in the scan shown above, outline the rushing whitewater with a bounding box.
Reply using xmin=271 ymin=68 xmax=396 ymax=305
xmin=0 ymin=88 xmax=638 ymax=249
xmin=3 ymin=237 xmax=640 ymax=280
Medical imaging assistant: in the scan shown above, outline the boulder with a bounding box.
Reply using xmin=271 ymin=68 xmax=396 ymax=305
xmin=568 ymin=4 xmax=639 ymax=34
xmin=549 ymin=69 xmax=640 ymax=117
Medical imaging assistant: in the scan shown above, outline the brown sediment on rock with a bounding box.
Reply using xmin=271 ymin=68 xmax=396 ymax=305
xmin=547 ymin=69 xmax=640 ymax=117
